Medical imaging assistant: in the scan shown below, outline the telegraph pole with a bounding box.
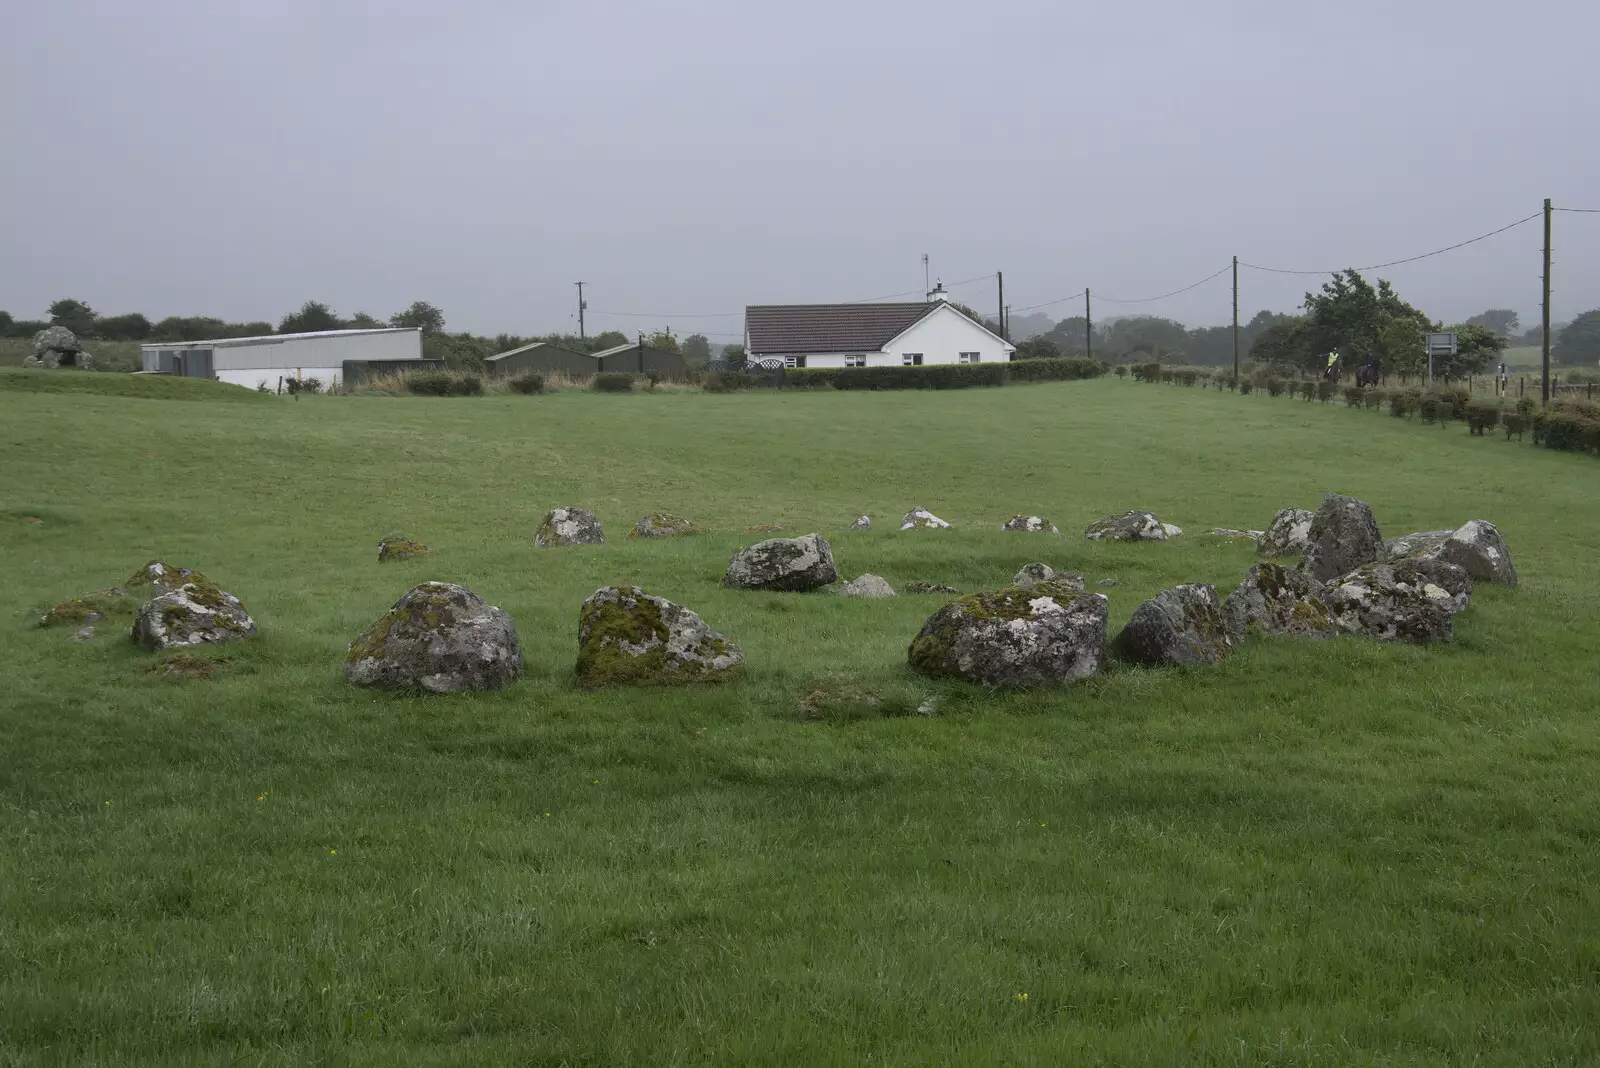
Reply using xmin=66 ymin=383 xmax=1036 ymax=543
xmin=1541 ymin=198 xmax=1552 ymax=406
xmin=1085 ymin=289 xmax=1092 ymax=361
xmin=1232 ymin=255 xmax=1240 ymax=380
xmin=997 ymin=271 xmax=1005 ymax=339
xmin=576 ymin=281 xmax=588 ymax=340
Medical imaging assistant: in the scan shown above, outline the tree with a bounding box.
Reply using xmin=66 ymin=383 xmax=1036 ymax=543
xmin=1554 ymin=310 xmax=1600 ymax=367
xmin=720 ymin=343 xmax=747 ymax=366
xmin=389 ymin=301 xmax=445 ymax=334
xmin=1442 ymin=324 xmax=1505 ymax=377
xmin=0 ymin=310 xmax=12 ymax=335
xmin=1250 ymin=315 xmax=1311 ymax=370
xmin=1380 ymin=316 xmax=1426 ymax=378
xmin=949 ymin=300 xmax=984 ymax=324
xmin=646 ymin=331 xmax=680 ymax=353
xmin=586 ymin=331 xmax=628 ymax=353
xmin=348 ymin=311 xmax=387 ymax=329
xmin=1043 ymin=316 xmax=1093 ymax=355
xmin=1098 ymin=316 xmax=1189 ymax=361
xmin=1012 ymin=336 xmax=1061 ymax=360
xmin=93 ymin=312 xmax=152 ymax=340
xmin=1464 ymin=309 xmax=1519 ymax=337
xmin=279 ymin=301 xmax=343 ymax=334
xmin=48 ymin=298 xmax=97 ymax=336
xmin=1302 ymin=270 xmax=1429 ymax=375
xmin=682 ymin=333 xmax=713 ymax=365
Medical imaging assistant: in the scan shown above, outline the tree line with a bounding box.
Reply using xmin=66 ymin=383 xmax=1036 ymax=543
xmin=1006 ymin=272 xmax=1599 ymax=373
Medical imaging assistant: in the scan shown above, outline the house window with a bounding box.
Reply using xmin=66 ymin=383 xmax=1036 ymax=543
xmin=845 ymin=354 xmax=866 ymax=367
xmin=959 ymin=352 xmax=980 ymax=364
xmin=784 ymin=356 xmax=807 ymax=369
xmin=902 ymin=353 xmax=924 ymax=366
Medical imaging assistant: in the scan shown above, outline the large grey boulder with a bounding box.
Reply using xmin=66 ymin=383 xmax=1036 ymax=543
xmin=346 ymin=582 xmax=523 ymax=692
xmin=1084 ymin=511 xmax=1172 ymax=541
xmin=1111 ymin=583 xmax=1233 ymax=666
xmin=1258 ymin=508 xmax=1315 ymax=557
xmin=1385 ymin=520 xmax=1517 ymax=586
xmin=1322 ymin=560 xmax=1469 ymax=644
xmin=133 ymin=580 xmax=257 ymax=650
xmin=1299 ymin=494 xmax=1383 ymax=582
xmin=1221 ymin=563 xmax=1337 ymax=640
xmin=33 ymin=326 xmax=83 ymax=357
xmin=723 ymin=533 xmax=838 ymax=591
xmin=1012 ymin=563 xmax=1085 ymax=594
xmin=836 ymin=573 xmax=895 ymax=598
xmin=908 ymin=586 xmax=1108 ymax=687
xmin=576 ymin=586 xmax=742 ymax=687
xmin=1003 ymin=514 xmax=1059 ymax=533
xmin=901 ymin=507 xmax=951 ymax=530
xmin=534 ymin=507 xmax=604 ymax=547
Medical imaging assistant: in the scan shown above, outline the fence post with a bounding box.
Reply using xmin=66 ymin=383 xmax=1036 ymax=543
xmin=1519 ymin=377 xmax=1524 ymax=397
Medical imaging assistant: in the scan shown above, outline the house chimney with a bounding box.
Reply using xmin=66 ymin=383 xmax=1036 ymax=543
xmin=928 ymin=280 xmax=949 ymax=303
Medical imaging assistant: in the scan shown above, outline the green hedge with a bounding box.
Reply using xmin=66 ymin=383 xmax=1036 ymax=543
xmin=1007 ymin=357 xmax=1110 ymax=382
xmin=785 ymin=363 xmax=1007 ymax=390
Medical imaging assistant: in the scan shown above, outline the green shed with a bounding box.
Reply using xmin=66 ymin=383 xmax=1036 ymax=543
xmin=485 ymin=342 xmax=598 ymax=377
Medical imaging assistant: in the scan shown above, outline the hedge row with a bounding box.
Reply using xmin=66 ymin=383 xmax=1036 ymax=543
xmin=784 ymin=357 xmax=1107 ymax=391
xmin=1126 ymin=362 xmax=1600 ymax=456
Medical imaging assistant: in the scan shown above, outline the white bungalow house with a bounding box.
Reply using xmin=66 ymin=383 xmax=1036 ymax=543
xmin=744 ymin=284 xmax=1015 ymax=368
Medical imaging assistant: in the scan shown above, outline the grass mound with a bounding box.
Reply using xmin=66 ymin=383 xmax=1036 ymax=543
xmin=0 ymin=367 xmax=268 ymax=402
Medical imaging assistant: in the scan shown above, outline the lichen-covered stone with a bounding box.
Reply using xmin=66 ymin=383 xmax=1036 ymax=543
xmin=576 ymin=586 xmax=741 ymax=687
xmin=1111 ymin=584 xmax=1232 ymax=666
xmin=1012 ymin=563 xmax=1085 ymax=595
xmin=844 ymin=515 xmax=871 ymax=531
xmin=1322 ymin=560 xmax=1469 ymax=644
xmin=33 ymin=325 xmax=83 ymax=358
xmin=1221 ymin=563 xmax=1336 ymax=640
xmin=1259 ymin=508 xmax=1316 ymax=557
xmin=1084 ymin=511 xmax=1172 ymax=542
xmin=133 ymin=580 xmax=257 ymax=650
xmin=1298 ymin=494 xmax=1383 ymax=582
xmin=125 ymin=560 xmax=209 ymax=596
xmin=40 ymin=587 xmax=129 ymax=627
xmin=836 ymin=573 xmax=895 ymax=598
xmin=347 ymin=582 xmax=522 ymax=693
xmin=1208 ymin=528 xmax=1265 ymax=543
xmin=1095 ymin=577 xmax=1119 ymax=588
xmin=1161 ymin=523 xmax=1184 ymax=538
xmin=901 ymin=508 xmax=951 ymax=530
xmin=377 ymin=535 xmax=432 ymax=562
xmin=903 ymin=581 xmax=962 ymax=595
xmin=534 ymin=507 xmax=604 ymax=547
xmin=908 ymin=587 xmax=1109 ymax=687
xmin=628 ymin=512 xmax=706 ymax=539
xmin=1386 ymin=520 xmax=1517 ymax=587
xmin=1003 ymin=515 xmax=1059 ymax=533
xmin=723 ymin=534 xmax=838 ymax=592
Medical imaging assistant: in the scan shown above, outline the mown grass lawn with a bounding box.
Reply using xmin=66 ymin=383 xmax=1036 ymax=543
xmin=2 ymin=377 xmax=1597 ymax=1066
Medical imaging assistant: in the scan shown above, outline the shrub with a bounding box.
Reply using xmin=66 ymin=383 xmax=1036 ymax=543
xmin=284 ymin=376 xmax=323 ymax=395
xmin=1465 ymin=400 xmax=1501 ymax=435
xmin=1366 ymin=388 xmax=1386 ymax=410
xmin=1175 ymin=369 xmax=1199 ymax=387
xmin=450 ymin=374 xmax=483 ymax=396
xmin=1515 ymin=396 xmax=1538 ymax=421
xmin=1114 ymin=366 xmax=1128 ymax=378
xmin=1005 ymin=357 xmax=1109 ymax=383
xmin=593 ymin=372 xmax=635 ymax=393
xmin=645 ymin=371 xmax=663 ymax=389
xmin=508 ymin=372 xmax=544 ymax=394
xmin=1438 ymin=386 xmax=1471 ymax=421
xmin=785 ymin=363 xmax=1008 ymax=391
xmin=701 ymin=370 xmax=751 ymax=393
xmin=1265 ymin=377 xmax=1286 ymax=398
xmin=1316 ymin=380 xmax=1337 ymax=403
xmin=1389 ymin=392 xmax=1412 ymax=418
xmin=1343 ymin=386 xmax=1366 ymax=408
xmin=1418 ymin=393 xmax=1441 ymax=424
xmin=1502 ymin=412 xmax=1527 ymax=441
xmin=1225 ymin=375 xmax=1239 ymax=392
xmin=405 ymin=371 xmax=481 ymax=396
xmin=1297 ymin=381 xmax=1315 ymax=402
xmin=1238 ymin=379 xmax=1254 ymax=396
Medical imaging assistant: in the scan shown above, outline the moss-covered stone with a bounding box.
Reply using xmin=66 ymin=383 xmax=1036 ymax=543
xmin=346 ymin=582 xmax=522 ymax=693
xmin=40 ymin=587 xmax=131 ymax=627
xmin=576 ymin=586 xmax=742 ymax=688
xmin=534 ymin=507 xmax=604 ymax=547
xmin=1111 ymin=584 xmax=1232 ymax=666
xmin=1221 ymin=563 xmax=1336 ymax=641
xmin=908 ymin=586 xmax=1108 ymax=687
xmin=627 ymin=513 xmax=707 ymax=539
xmin=132 ymin=582 xmax=257 ymax=650
xmin=125 ymin=560 xmax=209 ymax=595
xmin=903 ymin=581 xmax=962 ymax=595
xmin=377 ymin=535 xmax=433 ymax=562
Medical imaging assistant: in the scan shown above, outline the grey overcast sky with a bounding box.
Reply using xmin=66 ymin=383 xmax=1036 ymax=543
xmin=3 ymin=0 xmax=1597 ymax=340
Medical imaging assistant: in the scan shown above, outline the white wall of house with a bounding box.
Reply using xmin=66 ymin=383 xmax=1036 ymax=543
xmin=141 ymin=329 xmax=422 ymax=389
xmin=880 ymin=305 xmax=1013 ymax=365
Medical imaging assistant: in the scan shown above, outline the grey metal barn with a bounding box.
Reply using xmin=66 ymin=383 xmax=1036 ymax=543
xmin=484 ymin=340 xmax=690 ymax=378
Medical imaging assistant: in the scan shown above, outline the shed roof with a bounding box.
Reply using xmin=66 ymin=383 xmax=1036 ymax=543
xmin=486 ymin=341 xmax=592 ymax=362
xmin=140 ymin=327 xmax=419 ymax=351
xmin=744 ymin=302 xmax=937 ymax=355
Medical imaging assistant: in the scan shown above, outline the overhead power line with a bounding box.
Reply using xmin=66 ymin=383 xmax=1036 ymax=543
xmin=1554 ymin=207 xmax=1600 ymax=214
xmin=1239 ymin=211 xmax=1542 ymax=276
xmin=1096 ymin=264 xmax=1233 ymax=304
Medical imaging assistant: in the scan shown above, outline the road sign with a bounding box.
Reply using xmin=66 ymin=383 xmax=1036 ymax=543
xmin=1426 ymin=332 xmax=1458 ymax=356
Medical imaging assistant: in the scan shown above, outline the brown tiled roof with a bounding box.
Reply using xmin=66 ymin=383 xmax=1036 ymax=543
xmin=745 ymin=302 xmax=936 ymax=355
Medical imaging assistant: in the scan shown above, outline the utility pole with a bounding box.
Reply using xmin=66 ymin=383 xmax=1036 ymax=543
xmin=922 ymin=254 xmax=930 ymax=300
xmin=1542 ymin=198 xmax=1552 ymax=406
xmin=576 ymin=281 xmax=587 ymax=340
xmin=1005 ymin=304 xmax=1011 ymax=341
xmin=997 ymin=272 xmax=1005 ymax=339
xmin=1085 ymin=289 xmax=1092 ymax=361
xmin=1232 ymin=256 xmax=1240 ymax=380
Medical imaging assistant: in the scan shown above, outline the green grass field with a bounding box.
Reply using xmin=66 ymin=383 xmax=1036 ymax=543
xmin=3 ymin=378 xmax=1598 ymax=1066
